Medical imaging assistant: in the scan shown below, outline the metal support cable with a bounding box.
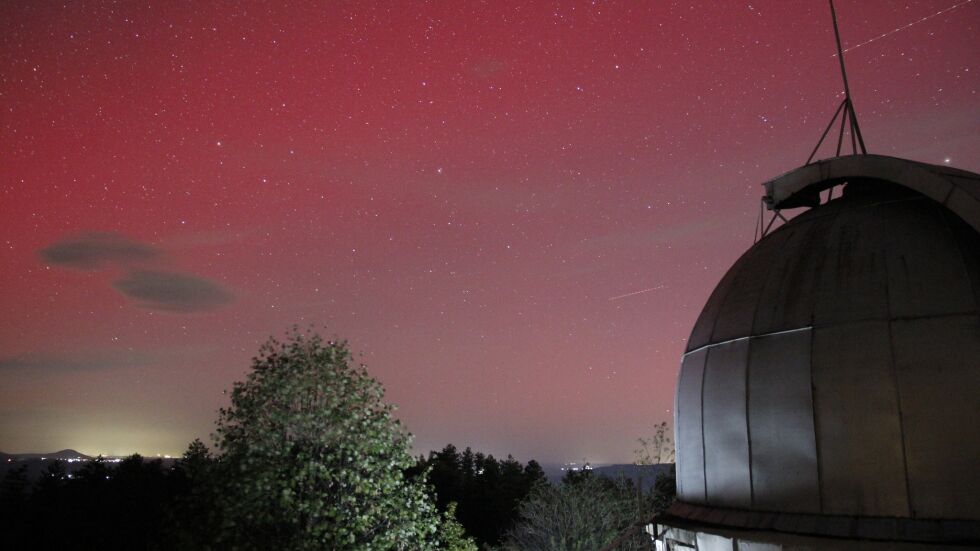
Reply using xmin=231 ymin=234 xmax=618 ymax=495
xmin=830 ymin=0 xmax=867 ymax=155
xmin=806 ymin=99 xmax=847 ymax=164
xmin=807 ymin=1 xmax=869 ymax=164
xmin=836 ymin=101 xmax=848 ymax=156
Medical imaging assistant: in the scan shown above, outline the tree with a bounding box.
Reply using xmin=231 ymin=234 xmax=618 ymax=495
xmin=212 ymin=328 xmax=440 ymax=550
xmin=163 ymin=439 xmax=219 ymax=549
xmin=502 ymin=474 xmax=653 ymax=551
xmin=633 ymin=421 xmax=677 ymax=518
xmin=437 ymin=503 xmax=478 ymax=551
xmin=415 ymin=445 xmax=547 ymax=546
xmin=1 ymin=465 xmax=30 ymax=547
xmin=176 ymin=438 xmax=213 ymax=481
xmin=651 ymin=465 xmax=676 ymax=514
xmin=523 ymin=460 xmax=546 ymax=485
xmin=634 ymin=421 xmax=674 ymax=465
xmin=111 ymin=454 xmax=169 ymax=546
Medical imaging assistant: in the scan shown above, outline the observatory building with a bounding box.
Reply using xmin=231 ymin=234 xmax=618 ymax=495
xmin=652 ymin=154 xmax=980 ymax=550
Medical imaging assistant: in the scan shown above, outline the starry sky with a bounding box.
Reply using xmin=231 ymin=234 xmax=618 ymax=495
xmin=1 ymin=1 xmax=978 ymax=462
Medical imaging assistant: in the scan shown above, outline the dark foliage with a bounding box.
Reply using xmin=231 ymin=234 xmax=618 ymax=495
xmin=0 ymin=454 xmax=198 ymax=550
xmin=0 ymin=445 xmax=670 ymax=550
xmin=411 ymin=444 xmax=547 ymax=547
xmin=650 ymin=464 xmax=676 ymax=514
xmin=158 ymin=439 xmax=221 ymax=549
xmin=503 ymin=466 xmax=675 ymax=551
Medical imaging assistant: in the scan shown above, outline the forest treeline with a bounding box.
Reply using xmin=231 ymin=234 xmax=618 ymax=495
xmin=1 ymin=329 xmax=675 ymax=550
xmin=410 ymin=444 xmax=546 ymax=546
xmin=0 ymin=445 xmax=674 ymax=550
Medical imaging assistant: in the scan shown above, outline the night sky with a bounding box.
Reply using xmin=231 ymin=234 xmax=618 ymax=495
xmin=1 ymin=1 xmax=977 ymax=463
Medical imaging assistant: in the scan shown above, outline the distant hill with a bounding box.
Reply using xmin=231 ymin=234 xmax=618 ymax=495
xmin=0 ymin=449 xmax=93 ymax=461
xmin=541 ymin=463 xmax=674 ymax=490
xmin=593 ymin=463 xmax=673 ymax=491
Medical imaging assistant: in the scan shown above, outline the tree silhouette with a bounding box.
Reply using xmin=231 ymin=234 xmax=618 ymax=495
xmin=415 ymin=444 xmax=546 ymax=546
xmin=634 ymin=421 xmax=674 ymax=465
xmin=161 ymin=439 xmax=219 ymax=549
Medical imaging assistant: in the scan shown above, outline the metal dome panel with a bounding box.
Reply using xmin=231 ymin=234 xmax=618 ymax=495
xmin=811 ymin=321 xmax=908 ymax=517
xmin=891 ymin=314 xmax=980 ymax=519
xmin=675 ymin=347 xmax=707 ymax=504
xmin=747 ymin=329 xmax=819 ymax=514
xmin=673 ymin=162 xmax=980 ymax=535
xmin=763 ymin=154 xmax=980 ymax=233
xmin=701 ymin=339 xmax=752 ymax=509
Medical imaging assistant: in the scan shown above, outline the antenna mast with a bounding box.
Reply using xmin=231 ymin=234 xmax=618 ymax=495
xmin=806 ymin=0 xmax=868 ymax=164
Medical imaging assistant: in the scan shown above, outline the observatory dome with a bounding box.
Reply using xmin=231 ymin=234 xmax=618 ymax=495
xmin=671 ymin=155 xmax=980 ymax=543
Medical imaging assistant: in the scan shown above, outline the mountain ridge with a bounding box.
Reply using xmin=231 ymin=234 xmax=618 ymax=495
xmin=0 ymin=449 xmax=93 ymax=460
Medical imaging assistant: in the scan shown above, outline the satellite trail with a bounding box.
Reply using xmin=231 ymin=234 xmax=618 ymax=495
xmin=608 ymin=285 xmax=665 ymax=301
xmin=833 ymin=0 xmax=974 ymax=56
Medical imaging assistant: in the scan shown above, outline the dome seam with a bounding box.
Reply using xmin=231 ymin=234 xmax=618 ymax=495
xmin=884 ymin=239 xmax=915 ymax=518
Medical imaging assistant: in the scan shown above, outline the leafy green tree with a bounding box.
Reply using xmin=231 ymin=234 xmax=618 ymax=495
xmin=502 ymin=474 xmax=652 ymax=551
xmin=213 ymin=328 xmax=440 ymax=550
xmin=437 ymin=502 xmax=478 ymax=551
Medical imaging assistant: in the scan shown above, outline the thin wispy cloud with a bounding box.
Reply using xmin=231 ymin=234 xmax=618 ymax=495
xmin=0 ymin=350 xmax=154 ymax=372
xmin=113 ymin=270 xmax=234 ymax=312
xmin=38 ymin=232 xmax=160 ymax=269
xmin=0 ymin=345 xmax=219 ymax=373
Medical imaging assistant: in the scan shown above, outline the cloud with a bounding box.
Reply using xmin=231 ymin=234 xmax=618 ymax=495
xmin=468 ymin=57 xmax=507 ymax=78
xmin=39 ymin=233 xmax=234 ymax=313
xmin=579 ymin=216 xmax=743 ymax=250
xmin=0 ymin=344 xmax=218 ymax=374
xmin=112 ymin=270 xmax=234 ymax=312
xmin=0 ymin=350 xmax=155 ymax=372
xmin=38 ymin=232 xmax=160 ymax=269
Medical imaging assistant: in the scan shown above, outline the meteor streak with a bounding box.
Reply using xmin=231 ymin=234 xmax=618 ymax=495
xmin=833 ymin=0 xmax=974 ymax=56
xmin=608 ymin=285 xmax=665 ymax=301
